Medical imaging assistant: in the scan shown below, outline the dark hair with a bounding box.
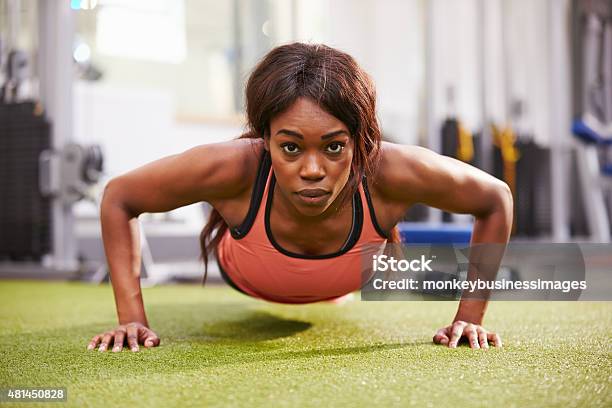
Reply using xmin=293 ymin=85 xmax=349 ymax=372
xmin=199 ymin=42 xmax=396 ymax=285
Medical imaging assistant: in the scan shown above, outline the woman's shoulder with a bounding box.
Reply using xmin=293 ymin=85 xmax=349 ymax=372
xmin=101 ymin=137 xmax=266 ymax=218
xmin=192 ymin=137 xmax=266 ymax=199
xmin=371 ymin=140 xmax=502 ymax=209
xmin=365 ymin=141 xmax=433 ymax=229
xmin=190 ymin=137 xmax=268 ymax=226
xmin=372 ymin=141 xmax=448 ymax=191
xmin=210 ymin=136 xmax=266 ymax=172
xmin=370 ymin=141 xmax=422 ymax=195
xmin=228 ymin=137 xmax=267 ymax=193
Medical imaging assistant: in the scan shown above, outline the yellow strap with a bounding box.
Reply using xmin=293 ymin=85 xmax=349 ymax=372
xmin=492 ymin=125 xmax=520 ymax=163
xmin=456 ymin=121 xmax=474 ymax=162
xmin=492 ymin=125 xmax=520 ymax=235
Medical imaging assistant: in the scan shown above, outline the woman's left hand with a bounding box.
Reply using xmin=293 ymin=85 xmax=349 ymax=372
xmin=433 ymin=320 xmax=502 ymax=349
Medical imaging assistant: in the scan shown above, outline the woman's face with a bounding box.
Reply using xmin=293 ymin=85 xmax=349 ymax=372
xmin=265 ymin=97 xmax=354 ymax=217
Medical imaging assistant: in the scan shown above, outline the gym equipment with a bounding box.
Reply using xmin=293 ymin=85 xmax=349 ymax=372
xmin=0 ymin=0 xmax=107 ymax=276
xmin=440 ymin=117 xmax=482 ymax=224
xmin=491 ymin=125 xmax=520 ymax=208
xmin=572 ymin=117 xmax=612 ymax=242
xmin=571 ymin=0 xmax=612 ymax=242
xmin=440 ymin=118 xmax=481 ymax=168
xmin=0 ymin=103 xmax=104 ymax=262
xmin=0 ymin=102 xmax=52 ymax=261
xmin=492 ymin=132 xmax=553 ymax=238
xmin=39 ymin=143 xmax=104 ymax=204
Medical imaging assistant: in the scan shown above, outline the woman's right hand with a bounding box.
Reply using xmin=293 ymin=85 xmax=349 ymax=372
xmin=87 ymin=322 xmax=160 ymax=352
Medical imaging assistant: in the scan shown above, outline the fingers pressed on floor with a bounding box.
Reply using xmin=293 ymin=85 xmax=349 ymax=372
xmin=433 ymin=328 xmax=449 ymax=345
xmin=87 ymin=335 xmax=101 ymax=350
xmin=99 ymin=332 xmax=113 ymax=352
xmin=489 ymin=333 xmax=502 ymax=348
xmin=449 ymin=322 xmax=466 ymax=348
xmin=478 ymin=330 xmax=489 ymax=349
xmin=113 ymin=331 xmax=126 ymax=352
xmin=467 ymin=328 xmax=480 ymax=349
xmin=126 ymin=325 xmax=139 ymax=352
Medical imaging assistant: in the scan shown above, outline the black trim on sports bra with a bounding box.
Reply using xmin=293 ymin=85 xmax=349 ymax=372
xmin=264 ymin=173 xmax=364 ymax=259
xmin=229 ymin=148 xmax=271 ymax=239
xmin=362 ymin=176 xmax=391 ymax=240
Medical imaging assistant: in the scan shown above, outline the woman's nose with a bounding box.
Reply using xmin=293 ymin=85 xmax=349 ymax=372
xmin=299 ymin=154 xmax=325 ymax=180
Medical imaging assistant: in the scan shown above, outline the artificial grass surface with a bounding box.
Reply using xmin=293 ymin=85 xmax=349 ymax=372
xmin=0 ymin=280 xmax=610 ymax=407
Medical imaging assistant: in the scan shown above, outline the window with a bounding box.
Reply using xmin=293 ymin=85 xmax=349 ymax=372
xmin=74 ymin=0 xmax=331 ymax=121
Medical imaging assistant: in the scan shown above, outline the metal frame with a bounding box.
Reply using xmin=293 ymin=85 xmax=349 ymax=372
xmin=37 ymin=0 xmax=78 ymax=271
xmin=548 ymin=0 xmax=571 ymax=241
xmin=425 ymin=0 xmax=442 ymax=223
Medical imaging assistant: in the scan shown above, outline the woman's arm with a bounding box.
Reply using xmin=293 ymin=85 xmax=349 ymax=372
xmin=88 ymin=139 xmax=261 ymax=352
xmin=374 ymin=142 xmax=513 ymax=348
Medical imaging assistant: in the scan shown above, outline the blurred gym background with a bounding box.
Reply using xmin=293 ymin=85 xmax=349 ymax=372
xmin=1 ymin=0 xmax=611 ymax=284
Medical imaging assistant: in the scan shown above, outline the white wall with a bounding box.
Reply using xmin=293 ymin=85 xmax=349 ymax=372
xmin=328 ymin=0 xmax=426 ymax=145
xmin=429 ymin=0 xmax=558 ymax=147
xmin=73 ymin=81 xmax=242 ymax=176
xmin=481 ymin=0 xmax=507 ymax=126
xmin=430 ymin=0 xmax=482 ymax=131
xmin=502 ymin=0 xmax=552 ymax=145
xmin=72 ymin=81 xmax=243 ymax=227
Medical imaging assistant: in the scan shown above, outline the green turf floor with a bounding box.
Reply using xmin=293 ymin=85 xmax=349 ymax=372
xmin=0 ymin=280 xmax=610 ymax=407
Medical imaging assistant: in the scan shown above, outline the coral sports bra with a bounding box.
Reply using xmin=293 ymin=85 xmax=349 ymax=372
xmin=216 ymin=149 xmax=389 ymax=304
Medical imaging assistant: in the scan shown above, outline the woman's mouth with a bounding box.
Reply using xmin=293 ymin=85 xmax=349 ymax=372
xmin=296 ymin=189 xmax=330 ymax=205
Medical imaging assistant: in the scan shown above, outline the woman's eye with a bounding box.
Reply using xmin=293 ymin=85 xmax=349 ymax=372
xmin=326 ymin=142 xmax=344 ymax=154
xmin=281 ymin=143 xmax=300 ymax=154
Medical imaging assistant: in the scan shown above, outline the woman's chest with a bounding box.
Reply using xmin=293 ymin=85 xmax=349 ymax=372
xmin=268 ymin=206 xmax=354 ymax=256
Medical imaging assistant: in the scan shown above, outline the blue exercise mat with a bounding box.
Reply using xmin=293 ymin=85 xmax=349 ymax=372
xmin=397 ymin=222 xmax=472 ymax=244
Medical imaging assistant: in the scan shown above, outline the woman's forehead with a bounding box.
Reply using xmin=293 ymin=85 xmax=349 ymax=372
xmin=271 ymin=98 xmax=347 ymax=133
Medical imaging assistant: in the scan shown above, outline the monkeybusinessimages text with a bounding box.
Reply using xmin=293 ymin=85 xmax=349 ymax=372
xmin=371 ymin=254 xmax=588 ymax=294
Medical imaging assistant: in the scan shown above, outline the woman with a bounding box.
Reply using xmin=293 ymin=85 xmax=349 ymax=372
xmin=87 ymin=43 xmax=511 ymax=353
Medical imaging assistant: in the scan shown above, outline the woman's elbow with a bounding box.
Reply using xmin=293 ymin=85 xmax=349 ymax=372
xmin=101 ymin=177 xmax=134 ymax=218
xmin=497 ymin=181 xmax=513 ymax=212
xmin=102 ymin=177 xmax=121 ymax=205
xmin=489 ymin=181 xmax=514 ymax=226
xmin=474 ymin=180 xmax=513 ymax=219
